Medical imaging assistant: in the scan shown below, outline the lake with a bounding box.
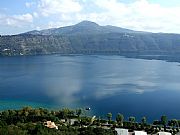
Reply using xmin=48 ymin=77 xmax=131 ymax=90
xmin=0 ymin=54 xmax=180 ymax=122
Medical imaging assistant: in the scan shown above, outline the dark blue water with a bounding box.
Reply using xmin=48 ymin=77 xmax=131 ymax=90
xmin=1 ymin=54 xmax=180 ymax=122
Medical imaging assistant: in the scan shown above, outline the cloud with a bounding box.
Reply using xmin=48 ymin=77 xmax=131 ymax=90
xmin=32 ymin=0 xmax=180 ymax=33
xmin=33 ymin=12 xmax=39 ymax=18
xmin=25 ymin=2 xmax=36 ymax=8
xmin=13 ymin=13 xmax=33 ymax=23
xmin=1 ymin=0 xmax=180 ymax=34
xmin=37 ymin=0 xmax=82 ymax=16
xmin=0 ymin=13 xmax=33 ymax=27
xmin=89 ymin=0 xmax=180 ymax=33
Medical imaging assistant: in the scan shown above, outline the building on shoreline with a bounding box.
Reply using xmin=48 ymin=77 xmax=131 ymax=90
xmin=115 ymin=128 xmax=128 ymax=135
xmin=44 ymin=121 xmax=58 ymax=130
xmin=155 ymin=132 xmax=171 ymax=135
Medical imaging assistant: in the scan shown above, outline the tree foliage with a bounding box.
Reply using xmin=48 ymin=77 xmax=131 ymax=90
xmin=116 ymin=113 xmax=124 ymax=126
xmin=107 ymin=113 xmax=112 ymax=122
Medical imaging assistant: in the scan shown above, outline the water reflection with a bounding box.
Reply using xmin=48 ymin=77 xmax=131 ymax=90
xmin=35 ymin=55 xmax=180 ymax=105
xmin=1 ymin=55 xmax=180 ymax=120
xmin=44 ymin=57 xmax=83 ymax=106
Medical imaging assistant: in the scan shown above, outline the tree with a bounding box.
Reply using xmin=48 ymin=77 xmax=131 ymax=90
xmin=107 ymin=113 xmax=112 ymax=123
xmin=116 ymin=113 xmax=124 ymax=126
xmin=174 ymin=119 xmax=179 ymax=127
xmin=153 ymin=120 xmax=160 ymax=125
xmin=129 ymin=116 xmax=135 ymax=123
xmin=169 ymin=119 xmax=178 ymax=128
xmin=34 ymin=109 xmax=41 ymax=116
xmin=76 ymin=109 xmax=82 ymax=117
xmin=161 ymin=115 xmax=167 ymax=131
xmin=1 ymin=110 xmax=9 ymax=118
xmin=142 ymin=116 xmax=147 ymax=125
xmin=128 ymin=116 xmax=135 ymax=129
xmin=22 ymin=106 xmax=32 ymax=112
xmin=141 ymin=116 xmax=147 ymax=130
xmin=8 ymin=110 xmax=16 ymax=116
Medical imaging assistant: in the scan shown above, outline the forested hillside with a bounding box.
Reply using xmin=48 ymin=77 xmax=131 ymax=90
xmin=1 ymin=21 xmax=180 ymax=56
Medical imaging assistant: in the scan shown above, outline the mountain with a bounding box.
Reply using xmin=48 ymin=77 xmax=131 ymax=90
xmin=1 ymin=20 xmax=180 ymax=56
xmin=24 ymin=21 xmax=138 ymax=35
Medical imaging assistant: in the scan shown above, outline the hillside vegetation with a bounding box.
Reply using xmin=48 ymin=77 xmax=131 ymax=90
xmin=1 ymin=21 xmax=180 ymax=56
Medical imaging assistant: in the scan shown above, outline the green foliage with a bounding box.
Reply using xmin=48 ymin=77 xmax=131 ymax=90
xmin=0 ymin=107 xmax=117 ymax=135
xmin=0 ymin=125 xmax=28 ymax=135
xmin=168 ymin=119 xmax=179 ymax=128
xmin=76 ymin=108 xmax=82 ymax=117
xmin=2 ymin=23 xmax=180 ymax=57
xmin=142 ymin=116 xmax=147 ymax=125
xmin=116 ymin=113 xmax=124 ymax=126
xmin=128 ymin=116 xmax=135 ymax=123
xmin=80 ymin=117 xmax=91 ymax=126
xmin=153 ymin=120 xmax=161 ymax=125
xmin=107 ymin=113 xmax=112 ymax=122
xmin=161 ymin=115 xmax=167 ymax=125
xmin=0 ymin=107 xmax=179 ymax=135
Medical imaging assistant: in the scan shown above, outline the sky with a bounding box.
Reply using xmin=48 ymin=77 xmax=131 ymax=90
xmin=0 ymin=0 xmax=180 ymax=35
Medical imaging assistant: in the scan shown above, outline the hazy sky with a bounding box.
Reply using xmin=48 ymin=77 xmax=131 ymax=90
xmin=0 ymin=0 xmax=180 ymax=35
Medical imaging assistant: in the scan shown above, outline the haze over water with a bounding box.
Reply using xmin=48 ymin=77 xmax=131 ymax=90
xmin=0 ymin=55 xmax=180 ymax=122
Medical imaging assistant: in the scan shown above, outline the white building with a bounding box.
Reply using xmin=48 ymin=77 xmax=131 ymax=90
xmin=44 ymin=121 xmax=58 ymax=130
xmin=115 ymin=128 xmax=128 ymax=135
xmin=134 ymin=131 xmax=147 ymax=135
xmin=157 ymin=132 xmax=171 ymax=135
